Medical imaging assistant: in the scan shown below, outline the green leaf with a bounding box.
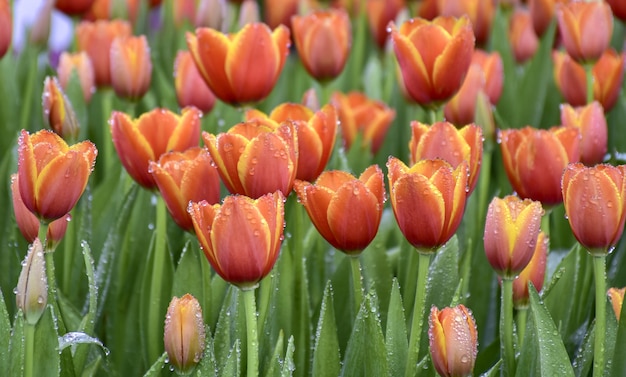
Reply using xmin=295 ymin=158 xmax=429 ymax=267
xmin=385 ymin=278 xmax=408 ymax=377
xmin=341 ymin=293 xmax=388 ymax=377
xmin=572 ymin=322 xmax=593 ymax=377
xmin=34 ymin=306 xmax=61 ymax=377
xmin=142 ymin=352 xmax=168 ymax=377
xmin=0 ymin=290 xmax=9 ymax=369
xmin=312 ymin=282 xmax=341 ymax=377
xmin=219 ymin=340 xmax=241 ymax=377
xmin=263 ymin=331 xmax=284 ymax=377
xmin=515 ymin=286 xmax=574 ymax=377
xmin=9 ymin=313 xmax=24 ymax=377
xmin=213 ymin=287 xmax=246 ymax=372
xmin=480 ymin=360 xmax=503 ymax=377
xmin=196 ymin=326 xmax=217 ymax=377
xmin=609 ymin=296 xmax=626 ymax=377
xmin=73 ymin=241 xmax=99 ymax=372
xmin=280 ymin=336 xmax=296 ymax=377
xmin=172 ymin=241 xmax=212 ymax=325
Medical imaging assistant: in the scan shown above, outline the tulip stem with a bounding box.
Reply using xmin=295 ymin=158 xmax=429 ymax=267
xmin=585 ymin=64 xmax=594 ymax=105
xmin=593 ymin=254 xmax=607 ymax=377
xmin=501 ymin=278 xmax=516 ymax=377
xmin=516 ymin=307 xmax=528 ymax=348
xmin=39 ymin=222 xmax=58 ymax=311
xmin=24 ymin=322 xmax=35 ymax=377
xmin=477 ymin=140 xmax=494 ymax=223
xmin=242 ymin=288 xmax=259 ymax=377
xmin=350 ymin=256 xmax=364 ymax=312
xmin=404 ymin=251 xmax=432 ymax=377
xmin=147 ymin=194 xmax=168 ymax=364
xmin=101 ymin=89 xmax=114 ymax=175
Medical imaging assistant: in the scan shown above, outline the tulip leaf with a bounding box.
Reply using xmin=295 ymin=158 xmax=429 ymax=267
xmin=263 ymin=331 xmax=284 ymax=377
xmin=219 ymin=340 xmax=241 ymax=377
xmin=363 ymin=56 xmax=383 ymax=101
xmin=479 ymin=360 xmax=502 ymax=377
xmin=8 ymin=313 xmax=24 ymax=377
xmin=172 ymin=241 xmax=212 ymax=324
xmin=385 ymin=278 xmax=408 ymax=377
xmin=330 ymin=255 xmax=354 ymax=352
xmin=515 ymin=286 xmax=574 ymax=377
xmin=213 ymin=287 xmax=246 ymax=372
xmin=312 ymin=282 xmax=341 ymax=377
xmin=196 ymin=326 xmax=217 ymax=377
xmin=341 ymin=293 xmax=388 ymax=377
xmin=572 ymin=321 xmax=593 ymax=377
xmin=141 ymin=352 xmax=167 ymax=377
xmin=34 ymin=306 xmax=61 ymax=377
xmin=0 ymin=290 xmax=9 ymax=369
xmin=608 ymin=300 xmax=626 ymax=377
xmin=280 ymin=336 xmax=295 ymax=377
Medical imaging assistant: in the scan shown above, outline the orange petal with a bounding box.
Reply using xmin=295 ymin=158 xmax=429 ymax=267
xmin=188 ymin=28 xmax=235 ymax=103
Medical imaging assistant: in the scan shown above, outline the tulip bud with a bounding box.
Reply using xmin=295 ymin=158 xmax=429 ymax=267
xmin=164 ymin=294 xmax=206 ymax=375
xmin=429 ymin=304 xmax=478 ymax=377
xmin=608 ymin=287 xmax=626 ymax=321
xmin=42 ymin=76 xmax=80 ymax=143
xmin=509 ymin=8 xmax=539 ymax=65
xmin=110 ymin=35 xmax=152 ymax=101
xmin=512 ymin=231 xmax=548 ymax=309
xmin=174 ymin=51 xmax=216 ymax=114
xmin=560 ymin=101 xmax=607 ymax=166
xmin=16 ymin=239 xmax=48 ymax=326
xmin=57 ymin=52 xmax=96 ymax=103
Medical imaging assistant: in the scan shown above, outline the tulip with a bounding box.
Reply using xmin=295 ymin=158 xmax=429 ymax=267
xmin=508 ymin=8 xmax=539 ymax=65
xmin=499 ymin=126 xmax=580 ymax=206
xmin=484 ymin=195 xmax=543 ymax=278
xmin=366 ymin=0 xmax=405 ymax=49
xmin=529 ymin=0 xmax=568 ymax=37
xmin=437 ymin=0 xmax=496 ymax=45
xmin=553 ymin=48 xmax=625 ymax=112
xmin=390 ymin=15 xmax=475 ymax=108
xmin=11 ymin=175 xmax=70 ymax=250
xmin=186 ymin=23 xmax=290 ymax=105
xmin=0 ymin=0 xmax=12 ymax=59
xmin=237 ymin=0 xmax=260 ymax=28
xmin=55 ymin=0 xmax=95 ymax=15
xmin=42 ymin=76 xmax=80 ymax=143
xmin=16 ymin=239 xmax=48 ymax=326
xmin=174 ymin=51 xmax=216 ymax=114
xmin=472 ymin=50 xmax=504 ymax=106
xmin=606 ymin=0 xmax=626 ymax=22
xmin=608 ymin=287 xmax=626 ymax=321
xmin=331 ymin=91 xmax=396 ymax=154
xmin=293 ymin=165 xmax=385 ymax=254
xmin=562 ymin=163 xmax=626 ymax=255
xmin=28 ymin=0 xmax=53 ymax=47
xmin=76 ymin=20 xmax=132 ymax=87
xmin=163 ymin=294 xmax=206 ymax=375
xmin=429 ymin=305 xmax=478 ymax=377
xmin=202 ymin=120 xmax=298 ymax=199
xmin=188 ymin=191 xmax=285 ymax=288
xmin=149 ymin=147 xmax=221 ymax=232
xmin=556 ymin=2 xmax=613 ymax=64
xmin=17 ymin=130 xmax=97 ymax=222
xmin=56 ymin=52 xmax=96 ymax=103
xmin=512 ymin=231 xmax=548 ymax=309
xmin=263 ymin=0 xmax=299 ymax=30
xmin=195 ymin=0 xmax=228 ymax=30
xmin=245 ymin=103 xmax=337 ymax=182
xmin=409 ymin=121 xmax=483 ymax=194
xmin=110 ymin=35 xmax=152 ymax=100
xmin=560 ymin=101 xmax=607 ymax=166
xmin=110 ymin=107 xmax=202 ymax=189
xmin=387 ymin=157 xmax=468 ymax=252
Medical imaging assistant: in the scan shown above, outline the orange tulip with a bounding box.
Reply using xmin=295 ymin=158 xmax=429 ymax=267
xmin=245 ymin=103 xmax=337 ymax=182
xmin=553 ymin=49 xmax=625 ymax=111
xmin=110 ymin=108 xmax=202 ymax=189
xmin=263 ymin=0 xmax=299 ymax=29
xmin=55 ymin=0 xmax=95 ymax=15
xmin=163 ymin=294 xmax=206 ymax=375
xmin=57 ymin=52 xmax=96 ymax=103
xmin=76 ymin=20 xmax=132 ymax=87
xmin=42 ymin=76 xmax=80 ymax=143
xmin=291 ymin=9 xmax=351 ymax=82
xmin=0 ymin=0 xmax=12 ymax=59
xmin=294 ymin=165 xmax=385 ymax=254
xmin=560 ymin=101 xmax=607 ymax=166
xmin=529 ymin=0 xmax=568 ymax=37
xmin=509 ymin=8 xmax=539 ymax=65
xmin=387 ymin=157 xmax=468 ymax=252
xmin=607 ymin=0 xmax=626 ymax=21
xmin=188 ymin=192 xmax=285 ymax=288
xmin=17 ymin=130 xmax=97 ymax=221
xmin=11 ymin=174 xmax=70 ymax=250
xmin=429 ymin=305 xmax=478 ymax=377
xmin=366 ymin=0 xmax=405 ymax=49
xmin=608 ymin=287 xmax=626 ymax=321
xmin=110 ymin=35 xmax=152 ymax=100
xmin=186 ymin=23 xmax=290 ymax=105
xmin=149 ymin=148 xmax=221 ymax=232
xmin=390 ymin=15 xmax=475 ymax=107
xmin=174 ymin=51 xmax=216 ymax=114
xmin=499 ymin=126 xmax=580 ymax=206
xmin=484 ymin=195 xmax=543 ymax=278
xmin=562 ymin=163 xmax=626 ymax=255
xmin=331 ymin=91 xmax=396 ymax=154
xmin=203 ymin=120 xmax=298 ymax=199
xmin=409 ymin=121 xmax=483 ymax=194
xmin=556 ymin=2 xmax=613 ymax=63
xmin=437 ymin=0 xmax=496 ymax=45
xmin=512 ymin=231 xmax=548 ymax=308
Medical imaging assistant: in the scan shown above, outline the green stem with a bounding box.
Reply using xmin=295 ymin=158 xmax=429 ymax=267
xmin=256 ymin=274 xmax=272 ymax=338
xmin=501 ymin=278 xmax=516 ymax=377
xmin=24 ymin=322 xmax=36 ymax=377
xmin=540 ymin=209 xmax=551 ymax=241
xmin=426 ymin=107 xmax=442 ymax=124
xmin=477 ymin=140 xmax=493 ymax=223
xmin=101 ymin=89 xmax=114 ymax=174
xmin=585 ymin=64 xmax=594 ymax=104
xmin=242 ymin=288 xmax=259 ymax=377
xmin=147 ymin=194 xmax=168 ymax=363
xmin=516 ymin=307 xmax=528 ymax=348
xmin=593 ymin=255 xmax=607 ymax=377
xmin=404 ymin=251 xmax=432 ymax=377
xmin=349 ymin=256 xmax=364 ymax=312
xmin=350 ymin=0 xmax=367 ymax=90
xmin=20 ymin=46 xmax=38 ymax=131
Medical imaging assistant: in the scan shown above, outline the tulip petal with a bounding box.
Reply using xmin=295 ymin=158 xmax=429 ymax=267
xmin=188 ymin=29 xmax=235 ymax=103
xmin=204 ymin=132 xmax=247 ymax=195
xmin=110 ymin=111 xmax=156 ymax=188
xmin=294 ymin=180 xmax=337 ymax=247
xmin=391 ymin=31 xmax=432 ymax=104
xmin=432 ymin=23 xmax=474 ymax=101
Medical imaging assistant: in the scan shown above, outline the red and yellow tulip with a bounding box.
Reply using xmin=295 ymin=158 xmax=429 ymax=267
xmin=110 ymin=35 xmax=152 ymax=100
xmin=560 ymin=101 xmax=607 ymax=166
xmin=366 ymin=0 xmax=405 ymax=49
xmin=556 ymin=2 xmax=613 ymax=63
xmin=42 ymin=76 xmax=80 ymax=143
xmin=174 ymin=51 xmax=216 ymax=114
xmin=57 ymin=52 xmax=96 ymax=103
xmin=437 ymin=0 xmax=496 ymax=45
xmin=429 ymin=304 xmax=478 ymax=377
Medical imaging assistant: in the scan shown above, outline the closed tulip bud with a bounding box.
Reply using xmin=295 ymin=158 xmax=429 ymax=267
xmin=164 ymin=294 xmax=206 ymax=375
xmin=429 ymin=305 xmax=478 ymax=377
xmin=607 ymin=0 xmax=626 ymax=22
xmin=390 ymin=15 xmax=475 ymax=108
xmin=29 ymin=0 xmax=53 ymax=47
xmin=608 ymin=287 xmax=626 ymax=321
xmin=188 ymin=192 xmax=285 ymax=288
xmin=509 ymin=8 xmax=539 ymax=65
xmin=186 ymin=23 xmax=290 ymax=106
xmin=409 ymin=121 xmax=483 ymax=194
xmin=512 ymin=231 xmax=548 ymax=309
xmin=499 ymin=126 xmax=580 ymax=206
xmin=110 ymin=35 xmax=152 ymax=100
xmin=57 ymin=52 xmax=96 ymax=103
xmin=294 ymin=165 xmax=385 ymax=254
xmin=556 ymin=2 xmax=613 ymax=64
xmin=174 ymin=51 xmax=216 ymax=114
xmin=366 ymin=0 xmax=405 ymax=49
xmin=332 ymin=91 xmax=395 ymax=155
xmin=55 ymin=0 xmax=95 ymax=15
xmin=387 ymin=157 xmax=469 ymax=252
xmin=0 ymin=0 xmax=12 ymax=59
xmin=110 ymin=107 xmax=202 ymax=189
xmin=203 ymin=120 xmax=298 ymax=198
xmin=484 ymin=195 xmax=543 ymax=279
xmin=16 ymin=239 xmax=47 ymax=326
xmin=562 ymin=163 xmax=626 ymax=256
xmin=149 ymin=148 xmax=221 ymax=232
xmin=560 ymin=101 xmax=607 ymax=166
xmin=42 ymin=77 xmax=80 ymax=143
xmin=437 ymin=0 xmax=496 ymax=46
xmin=17 ymin=130 xmax=97 ymax=221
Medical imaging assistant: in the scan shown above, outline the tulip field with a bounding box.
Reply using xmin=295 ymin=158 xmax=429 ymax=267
xmin=2 ymin=1 xmax=626 ymax=377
